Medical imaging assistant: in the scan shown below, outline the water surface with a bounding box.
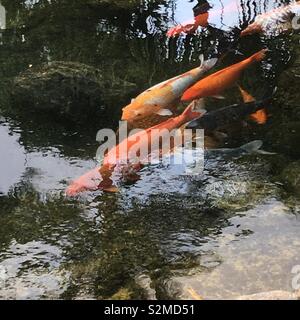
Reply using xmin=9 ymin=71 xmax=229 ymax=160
xmin=0 ymin=0 xmax=299 ymax=299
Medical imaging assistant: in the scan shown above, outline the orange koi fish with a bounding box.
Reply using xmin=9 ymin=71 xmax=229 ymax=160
xmin=238 ymin=86 xmax=267 ymax=125
xmin=66 ymin=100 xmax=205 ymax=196
xmin=241 ymin=2 xmax=300 ymax=37
xmin=121 ymin=55 xmax=217 ymax=125
xmin=181 ymin=49 xmax=267 ymax=102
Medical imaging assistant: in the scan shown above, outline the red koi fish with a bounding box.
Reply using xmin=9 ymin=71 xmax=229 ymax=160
xmin=167 ymin=1 xmax=240 ymax=37
xmin=167 ymin=13 xmax=209 ymax=38
xmin=181 ymin=49 xmax=267 ymax=102
xmin=238 ymin=86 xmax=268 ymax=125
xmin=66 ymin=100 xmax=206 ymax=196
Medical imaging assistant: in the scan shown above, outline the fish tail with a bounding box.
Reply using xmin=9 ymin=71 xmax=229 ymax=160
xmin=102 ymin=186 xmax=119 ymax=193
xmin=66 ymin=183 xmax=85 ymax=197
xmin=241 ymin=140 xmax=276 ymax=155
xmin=202 ymin=57 xmax=218 ymax=70
xmin=199 ymin=54 xmax=204 ymax=67
xmin=240 ymin=140 xmax=263 ymax=153
xmin=251 ymin=49 xmax=268 ymax=62
xmin=238 ymin=85 xmax=255 ymax=103
xmin=250 ymin=109 xmax=268 ymax=125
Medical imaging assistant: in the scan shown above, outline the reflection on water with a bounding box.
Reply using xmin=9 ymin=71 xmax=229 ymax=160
xmin=167 ymin=201 xmax=300 ymax=299
xmin=0 ymin=240 xmax=70 ymax=300
xmin=0 ymin=0 xmax=299 ymax=299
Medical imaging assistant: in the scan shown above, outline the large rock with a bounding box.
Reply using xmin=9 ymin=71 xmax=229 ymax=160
xmin=265 ymin=36 xmax=300 ymax=158
xmin=11 ymin=61 xmax=136 ymax=123
xmin=162 ymin=201 xmax=300 ymax=300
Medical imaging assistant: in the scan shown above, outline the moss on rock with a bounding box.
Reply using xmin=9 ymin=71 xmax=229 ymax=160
xmin=11 ymin=61 xmax=136 ymax=124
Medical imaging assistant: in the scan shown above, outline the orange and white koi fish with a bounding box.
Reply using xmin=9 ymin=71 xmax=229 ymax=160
xmin=167 ymin=1 xmax=240 ymax=37
xmin=181 ymin=49 xmax=267 ymax=102
xmin=121 ymin=55 xmax=217 ymax=124
xmin=238 ymin=86 xmax=268 ymax=125
xmin=66 ymin=101 xmax=205 ymax=196
xmin=241 ymin=2 xmax=300 ymax=37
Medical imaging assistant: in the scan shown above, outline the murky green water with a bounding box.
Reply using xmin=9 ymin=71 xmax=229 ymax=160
xmin=0 ymin=0 xmax=300 ymax=300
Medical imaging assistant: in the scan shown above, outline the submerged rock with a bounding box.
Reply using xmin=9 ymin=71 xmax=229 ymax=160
xmin=11 ymin=61 xmax=136 ymax=123
xmin=236 ymin=290 xmax=300 ymax=300
xmin=265 ymin=37 xmax=300 ymax=159
xmin=162 ymin=201 xmax=300 ymax=300
xmin=280 ymin=161 xmax=300 ymax=196
xmin=135 ymin=274 xmax=157 ymax=300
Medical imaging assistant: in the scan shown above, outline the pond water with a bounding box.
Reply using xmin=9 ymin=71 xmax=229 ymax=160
xmin=0 ymin=0 xmax=300 ymax=299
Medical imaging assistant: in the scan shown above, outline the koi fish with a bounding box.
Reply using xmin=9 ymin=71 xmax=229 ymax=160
xmin=121 ymin=55 xmax=217 ymax=127
xmin=186 ymin=97 xmax=272 ymax=130
xmin=240 ymin=2 xmax=300 ymax=37
xmin=206 ymin=140 xmax=275 ymax=159
xmin=238 ymin=86 xmax=268 ymax=124
xmin=167 ymin=13 xmax=209 ymax=37
xmin=181 ymin=49 xmax=267 ymax=102
xmin=167 ymin=1 xmax=240 ymax=37
xmin=66 ymin=100 xmax=206 ymax=196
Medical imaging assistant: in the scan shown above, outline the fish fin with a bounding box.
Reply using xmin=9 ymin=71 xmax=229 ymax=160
xmin=103 ymin=186 xmax=119 ymax=193
xmin=238 ymin=86 xmax=255 ymax=103
xmin=256 ymin=150 xmax=277 ymax=156
xmin=182 ymin=100 xmax=206 ymax=121
xmin=199 ymin=54 xmax=204 ymax=68
xmin=240 ymin=140 xmax=263 ymax=153
xmin=192 ymin=98 xmax=206 ymax=113
xmin=251 ymin=49 xmax=268 ymax=62
xmin=255 ymin=150 xmax=277 ymax=155
xmin=235 ymin=50 xmax=244 ymax=56
xmin=211 ymin=95 xmax=226 ymax=100
xmin=250 ymin=109 xmax=268 ymax=125
xmin=240 ymin=140 xmax=275 ymax=155
xmin=156 ymin=108 xmax=173 ymax=116
xmin=131 ymin=98 xmax=135 ymax=103
xmin=202 ymin=57 xmax=218 ymax=70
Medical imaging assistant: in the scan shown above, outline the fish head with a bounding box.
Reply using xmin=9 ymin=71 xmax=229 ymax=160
xmin=66 ymin=182 xmax=86 ymax=196
xmin=181 ymin=88 xmax=199 ymax=102
xmin=66 ymin=174 xmax=99 ymax=196
xmin=121 ymin=108 xmax=137 ymax=121
xmin=122 ymin=104 xmax=169 ymax=126
xmin=195 ymin=12 xmax=209 ymax=28
xmin=67 ymin=167 xmax=103 ymax=196
xmin=121 ymin=102 xmax=144 ymax=121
